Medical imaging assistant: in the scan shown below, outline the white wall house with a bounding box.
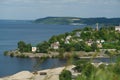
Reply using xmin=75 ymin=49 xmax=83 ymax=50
xmin=51 ymin=42 xmax=60 ymax=50
xmin=32 ymin=47 xmax=37 ymax=52
xmin=115 ymin=26 xmax=120 ymax=31
xmin=66 ymin=35 xmax=72 ymax=40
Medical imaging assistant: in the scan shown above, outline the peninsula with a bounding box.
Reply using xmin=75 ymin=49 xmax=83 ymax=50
xmin=4 ymin=25 xmax=120 ymax=59
xmin=35 ymin=17 xmax=120 ymax=25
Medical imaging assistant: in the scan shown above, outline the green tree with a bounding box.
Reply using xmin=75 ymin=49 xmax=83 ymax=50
xmin=18 ymin=41 xmax=26 ymax=52
xmin=26 ymin=44 xmax=32 ymax=52
xmin=49 ymin=35 xmax=57 ymax=43
xmin=59 ymin=70 xmax=72 ymax=80
xmin=37 ymin=41 xmax=49 ymax=53
xmin=91 ymin=43 xmax=98 ymax=51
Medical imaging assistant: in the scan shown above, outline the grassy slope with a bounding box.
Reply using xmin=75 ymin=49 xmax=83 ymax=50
xmin=35 ymin=17 xmax=120 ymax=25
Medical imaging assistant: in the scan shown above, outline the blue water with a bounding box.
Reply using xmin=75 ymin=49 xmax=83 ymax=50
xmin=0 ymin=21 xmax=84 ymax=77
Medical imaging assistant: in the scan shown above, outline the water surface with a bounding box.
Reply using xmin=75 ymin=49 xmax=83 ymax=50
xmin=0 ymin=20 xmax=83 ymax=77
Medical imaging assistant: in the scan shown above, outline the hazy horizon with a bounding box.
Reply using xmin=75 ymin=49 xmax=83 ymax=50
xmin=1 ymin=16 xmax=120 ymax=21
xmin=0 ymin=0 xmax=120 ymax=20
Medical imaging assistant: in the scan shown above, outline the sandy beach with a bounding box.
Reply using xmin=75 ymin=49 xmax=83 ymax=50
xmin=0 ymin=65 xmax=76 ymax=80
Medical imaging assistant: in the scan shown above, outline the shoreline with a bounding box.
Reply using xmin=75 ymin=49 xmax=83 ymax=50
xmin=4 ymin=50 xmax=110 ymax=59
xmin=0 ymin=65 xmax=75 ymax=80
xmin=0 ymin=62 xmax=111 ymax=80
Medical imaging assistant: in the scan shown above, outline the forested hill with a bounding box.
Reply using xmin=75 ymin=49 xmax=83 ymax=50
xmin=35 ymin=17 xmax=120 ymax=25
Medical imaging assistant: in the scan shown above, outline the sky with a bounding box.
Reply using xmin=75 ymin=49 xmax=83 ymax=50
xmin=0 ymin=0 xmax=120 ymax=20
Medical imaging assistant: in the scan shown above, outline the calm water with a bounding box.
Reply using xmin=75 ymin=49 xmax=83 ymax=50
xmin=0 ymin=20 xmax=84 ymax=77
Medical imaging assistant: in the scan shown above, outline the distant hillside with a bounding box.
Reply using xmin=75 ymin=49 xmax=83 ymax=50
xmin=35 ymin=17 xmax=120 ymax=25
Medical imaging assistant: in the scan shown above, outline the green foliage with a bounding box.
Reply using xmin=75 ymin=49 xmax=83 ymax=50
xmin=82 ymin=63 xmax=96 ymax=77
xmin=91 ymin=43 xmax=98 ymax=51
xmin=18 ymin=41 xmax=26 ymax=52
xmin=10 ymin=53 xmax=14 ymax=57
xmin=37 ymin=41 xmax=49 ymax=53
xmin=74 ymin=60 xmax=88 ymax=72
xmin=58 ymin=48 xmax=65 ymax=59
xmin=59 ymin=70 xmax=72 ymax=80
xmin=113 ymin=63 xmax=120 ymax=75
xmin=98 ymin=64 xmax=106 ymax=70
xmin=4 ymin=51 xmax=9 ymax=56
xmin=75 ymin=63 xmax=120 ymax=80
xmin=83 ymin=27 xmax=93 ymax=31
xmin=18 ymin=41 xmax=32 ymax=53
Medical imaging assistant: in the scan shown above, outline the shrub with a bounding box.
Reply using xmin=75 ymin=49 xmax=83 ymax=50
xmin=59 ymin=70 xmax=72 ymax=80
xmin=113 ymin=63 xmax=120 ymax=75
xmin=10 ymin=53 xmax=14 ymax=57
xmin=4 ymin=51 xmax=9 ymax=56
xmin=83 ymin=63 xmax=96 ymax=77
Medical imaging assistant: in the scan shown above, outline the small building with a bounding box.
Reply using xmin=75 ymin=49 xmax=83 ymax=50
xmin=76 ymin=32 xmax=81 ymax=37
xmin=96 ymin=40 xmax=105 ymax=43
xmin=97 ymin=43 xmax=102 ymax=48
xmin=96 ymin=40 xmax=100 ymax=43
xmin=66 ymin=35 xmax=72 ymax=40
xmin=32 ymin=47 xmax=37 ymax=52
xmin=115 ymin=26 xmax=120 ymax=31
xmin=86 ymin=40 xmax=93 ymax=46
xmin=101 ymin=40 xmax=105 ymax=43
xmin=51 ymin=42 xmax=60 ymax=49
xmin=65 ymin=40 xmax=70 ymax=44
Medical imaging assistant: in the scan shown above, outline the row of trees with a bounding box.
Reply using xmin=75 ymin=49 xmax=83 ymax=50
xmin=18 ymin=41 xmax=32 ymax=52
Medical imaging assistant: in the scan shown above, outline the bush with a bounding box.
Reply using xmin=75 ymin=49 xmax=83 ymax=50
xmin=10 ymin=53 xmax=14 ymax=57
xmin=99 ymin=64 xmax=106 ymax=70
xmin=74 ymin=60 xmax=88 ymax=72
xmin=83 ymin=63 xmax=96 ymax=77
xmin=59 ymin=70 xmax=72 ymax=80
xmin=4 ymin=51 xmax=9 ymax=56
xmin=113 ymin=63 xmax=120 ymax=75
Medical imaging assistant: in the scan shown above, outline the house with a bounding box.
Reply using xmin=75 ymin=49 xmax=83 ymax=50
xmin=32 ymin=47 xmax=37 ymax=52
xmin=87 ymin=42 xmax=93 ymax=46
xmin=96 ymin=40 xmax=100 ymax=43
xmin=66 ymin=35 xmax=72 ymax=40
xmin=96 ymin=40 xmax=105 ymax=43
xmin=97 ymin=43 xmax=102 ymax=48
xmin=76 ymin=32 xmax=81 ymax=37
xmin=51 ymin=42 xmax=60 ymax=49
xmin=115 ymin=25 xmax=120 ymax=31
xmin=86 ymin=40 xmax=93 ymax=46
xmin=65 ymin=40 xmax=70 ymax=44
xmin=65 ymin=35 xmax=71 ymax=44
xmin=101 ymin=40 xmax=105 ymax=43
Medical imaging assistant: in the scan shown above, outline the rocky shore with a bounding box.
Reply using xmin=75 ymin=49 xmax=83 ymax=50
xmin=0 ymin=65 xmax=76 ymax=80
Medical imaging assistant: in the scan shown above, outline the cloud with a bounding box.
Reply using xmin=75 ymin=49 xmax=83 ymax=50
xmin=0 ymin=0 xmax=120 ymax=20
